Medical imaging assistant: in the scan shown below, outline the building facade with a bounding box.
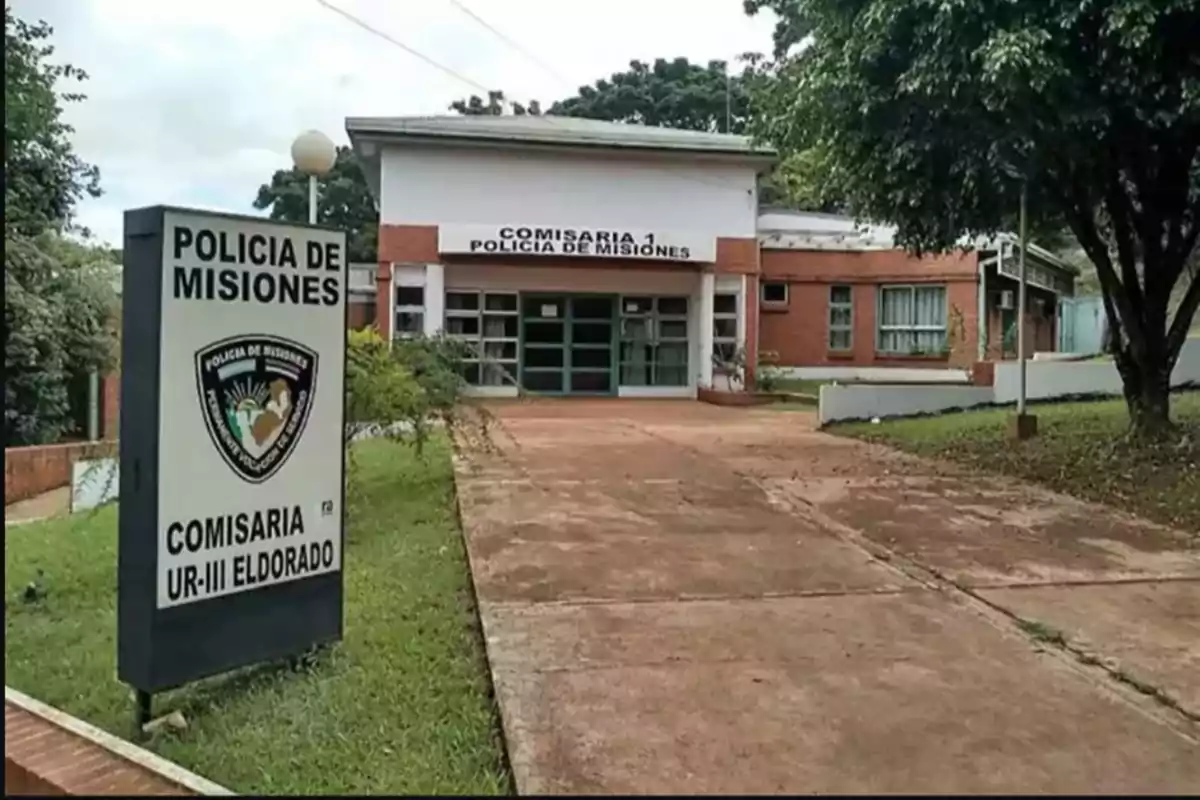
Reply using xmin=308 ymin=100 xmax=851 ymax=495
xmin=757 ymin=211 xmax=1077 ymax=371
xmin=347 ymin=115 xmax=1077 ymax=395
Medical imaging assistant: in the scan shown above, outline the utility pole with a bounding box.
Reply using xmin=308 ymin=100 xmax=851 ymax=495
xmin=725 ymin=70 xmax=732 ymax=134
xmin=1017 ymin=182 xmax=1028 ymax=416
xmin=1012 ymin=180 xmax=1038 ymax=439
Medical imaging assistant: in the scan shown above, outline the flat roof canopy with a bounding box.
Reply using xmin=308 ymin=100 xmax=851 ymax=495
xmin=346 ymin=115 xmax=778 ymax=204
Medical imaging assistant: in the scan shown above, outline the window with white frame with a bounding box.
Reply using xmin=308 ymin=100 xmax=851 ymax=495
xmin=828 ymin=285 xmax=853 ymax=351
xmin=394 ymin=285 xmax=424 ymax=338
xmin=877 ymin=285 xmax=948 ymax=354
xmin=761 ymin=281 xmax=789 ymax=305
xmin=445 ymin=290 xmax=519 ymax=386
xmin=713 ymin=293 xmax=740 ymax=365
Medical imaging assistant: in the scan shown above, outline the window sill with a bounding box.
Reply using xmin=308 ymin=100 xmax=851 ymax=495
xmin=874 ymin=352 xmax=951 ymax=362
xmin=826 ymin=351 xmax=855 ymax=360
xmin=760 ymin=303 xmax=789 ymax=314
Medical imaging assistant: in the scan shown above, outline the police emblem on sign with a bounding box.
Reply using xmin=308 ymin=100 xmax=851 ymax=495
xmin=194 ymin=334 xmax=319 ymax=484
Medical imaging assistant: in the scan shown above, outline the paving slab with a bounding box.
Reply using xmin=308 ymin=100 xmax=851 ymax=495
xmin=460 ymin=479 xmax=908 ymax=603
xmin=770 ymin=475 xmax=1200 ymax=585
xmin=979 ymin=581 xmax=1200 ymax=716
xmin=459 ymin=400 xmax=1199 ymax=795
xmin=4 ymin=486 xmax=71 ymax=524
xmin=486 ymin=593 xmax=1200 ymax=795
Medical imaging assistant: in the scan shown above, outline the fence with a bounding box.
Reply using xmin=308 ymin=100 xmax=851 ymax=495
xmin=5 ymin=442 xmax=116 ymax=505
xmin=819 ymin=339 xmax=1200 ymax=425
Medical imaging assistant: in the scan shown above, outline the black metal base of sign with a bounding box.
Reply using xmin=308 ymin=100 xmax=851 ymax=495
xmin=135 ymin=689 xmax=152 ymax=735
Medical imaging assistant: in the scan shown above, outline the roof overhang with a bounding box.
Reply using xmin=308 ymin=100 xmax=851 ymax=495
xmin=346 ymin=117 xmax=777 ymax=206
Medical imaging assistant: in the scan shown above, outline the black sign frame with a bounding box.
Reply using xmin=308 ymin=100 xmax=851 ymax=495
xmin=117 ymin=205 xmax=348 ymax=699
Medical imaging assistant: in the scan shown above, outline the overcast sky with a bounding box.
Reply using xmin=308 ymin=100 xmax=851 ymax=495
xmin=11 ymin=0 xmax=776 ymax=246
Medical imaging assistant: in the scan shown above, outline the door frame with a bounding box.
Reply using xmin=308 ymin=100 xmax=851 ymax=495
xmin=518 ymin=293 xmax=618 ymax=396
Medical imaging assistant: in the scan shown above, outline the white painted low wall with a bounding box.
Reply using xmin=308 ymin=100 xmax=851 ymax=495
xmin=70 ymin=458 xmax=119 ymax=513
xmin=994 ymin=339 xmax=1200 ymax=403
xmin=1032 ymin=351 xmax=1091 ymax=362
xmin=820 ymin=339 xmax=1200 ymax=425
xmin=819 ymin=384 xmax=995 ymax=425
xmin=777 ymin=366 xmax=970 ymax=384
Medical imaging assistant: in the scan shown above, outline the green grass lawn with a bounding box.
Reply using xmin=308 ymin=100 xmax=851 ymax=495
xmin=773 ymin=378 xmax=827 ymax=396
xmin=4 ymin=437 xmax=511 ymax=796
xmin=836 ymin=391 xmax=1200 ymax=532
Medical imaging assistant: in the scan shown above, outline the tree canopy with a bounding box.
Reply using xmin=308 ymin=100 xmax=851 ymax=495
xmin=450 ymin=58 xmax=752 ymax=133
xmin=4 ymin=4 xmax=101 ymax=236
xmin=550 ymin=57 xmax=751 ymax=133
xmin=253 ymin=145 xmax=379 ymax=263
xmin=747 ymin=0 xmax=1200 ymax=435
xmin=4 ymin=5 xmax=119 ymax=446
xmin=448 ymin=89 xmax=541 ymax=116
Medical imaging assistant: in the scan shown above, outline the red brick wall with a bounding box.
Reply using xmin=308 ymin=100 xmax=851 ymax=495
xmin=347 ymin=298 xmax=376 ymax=330
xmin=4 ymin=698 xmax=204 ymax=795
xmin=986 ymin=305 xmax=1057 ymax=359
xmin=100 ymin=373 xmax=119 ymax=439
xmin=715 ymin=237 xmax=759 ymax=274
xmin=379 ymin=224 xmax=439 ymax=263
xmin=4 ymin=441 xmax=115 ymax=505
xmin=744 ymin=274 xmax=761 ymax=383
xmin=758 ymin=249 xmax=980 ymax=368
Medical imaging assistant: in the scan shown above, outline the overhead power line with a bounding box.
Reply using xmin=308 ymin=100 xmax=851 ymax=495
xmin=313 ymin=0 xmax=492 ymax=95
xmin=444 ymin=0 xmax=571 ymax=87
xmin=313 ymin=0 xmax=745 ymax=192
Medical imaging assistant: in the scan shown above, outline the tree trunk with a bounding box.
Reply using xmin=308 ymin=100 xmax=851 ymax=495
xmin=1119 ymin=354 xmax=1173 ymax=439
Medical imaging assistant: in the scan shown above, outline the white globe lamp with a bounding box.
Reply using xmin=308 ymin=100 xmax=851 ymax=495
xmin=290 ymin=130 xmax=337 ymax=224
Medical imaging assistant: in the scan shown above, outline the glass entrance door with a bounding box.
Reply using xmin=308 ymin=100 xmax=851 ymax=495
xmin=567 ymin=296 xmax=615 ymax=394
xmin=519 ymin=294 xmax=616 ymax=395
xmin=619 ymin=296 xmax=690 ymax=387
xmin=520 ymin=295 xmax=567 ymax=393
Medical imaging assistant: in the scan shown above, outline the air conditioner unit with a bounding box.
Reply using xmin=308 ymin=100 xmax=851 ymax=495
xmin=998 ymin=290 xmax=1015 ymax=310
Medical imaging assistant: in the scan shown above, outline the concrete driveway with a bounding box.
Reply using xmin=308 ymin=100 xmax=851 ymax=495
xmin=454 ymin=400 xmax=1199 ymax=795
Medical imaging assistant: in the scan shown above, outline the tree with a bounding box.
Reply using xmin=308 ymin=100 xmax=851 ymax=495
xmin=5 ymin=233 xmax=119 ymax=445
xmin=446 ymin=58 xmax=830 ymax=210
xmin=548 ymin=57 xmax=752 ymax=134
xmin=253 ymin=146 xmax=379 ymax=263
xmin=448 ymin=90 xmax=541 ymax=116
xmin=758 ymin=146 xmax=845 ymax=212
xmin=4 ymin=5 xmax=101 ymax=236
xmin=748 ymin=0 xmax=1200 ymax=436
xmin=4 ymin=6 xmax=118 ymax=446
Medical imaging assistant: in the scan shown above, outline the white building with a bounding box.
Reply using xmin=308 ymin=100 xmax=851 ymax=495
xmin=346 ymin=115 xmax=775 ymax=397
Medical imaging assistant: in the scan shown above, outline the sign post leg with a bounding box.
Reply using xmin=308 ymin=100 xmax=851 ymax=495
xmin=135 ymin=689 xmax=152 ymax=734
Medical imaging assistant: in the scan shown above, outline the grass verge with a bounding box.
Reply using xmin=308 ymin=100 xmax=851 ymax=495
xmin=4 ymin=437 xmax=511 ymax=796
xmin=773 ymin=378 xmax=829 ymax=396
xmin=835 ymin=391 xmax=1200 ymax=532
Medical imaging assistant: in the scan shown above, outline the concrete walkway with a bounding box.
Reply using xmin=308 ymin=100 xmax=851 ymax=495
xmin=454 ymin=400 xmax=1199 ymax=795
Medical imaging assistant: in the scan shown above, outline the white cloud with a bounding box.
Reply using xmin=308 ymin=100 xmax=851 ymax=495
xmin=10 ymin=0 xmax=776 ymax=246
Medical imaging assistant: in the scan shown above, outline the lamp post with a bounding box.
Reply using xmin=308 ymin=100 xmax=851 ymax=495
xmin=1011 ymin=180 xmax=1038 ymax=439
xmin=1017 ymin=181 xmax=1028 ymax=416
xmin=290 ymin=130 xmax=337 ymax=225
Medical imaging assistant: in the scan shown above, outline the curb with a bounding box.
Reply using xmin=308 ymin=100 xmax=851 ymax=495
xmin=5 ymin=686 xmax=234 ymax=796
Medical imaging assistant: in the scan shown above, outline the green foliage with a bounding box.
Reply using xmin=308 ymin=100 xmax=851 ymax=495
xmin=711 ymin=344 xmax=785 ymax=393
xmin=444 ymin=57 xmax=835 ymax=211
xmin=4 ymin=439 xmax=510 ymax=794
xmin=758 ymin=145 xmax=844 ymax=212
xmin=448 ymin=90 xmax=541 ymax=116
xmin=4 ymin=232 xmax=119 ymax=446
xmin=837 ymin=392 xmax=1200 ymax=532
xmin=748 ymin=0 xmax=1200 ymax=433
xmin=252 ymin=146 xmax=379 ymax=262
xmin=550 ymin=57 xmax=753 ymax=134
xmin=344 ymin=328 xmax=493 ymax=458
xmin=4 ymin=5 xmax=101 ymax=236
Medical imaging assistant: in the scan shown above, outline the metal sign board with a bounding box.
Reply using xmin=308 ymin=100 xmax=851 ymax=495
xmin=118 ymin=206 xmax=347 ymax=695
